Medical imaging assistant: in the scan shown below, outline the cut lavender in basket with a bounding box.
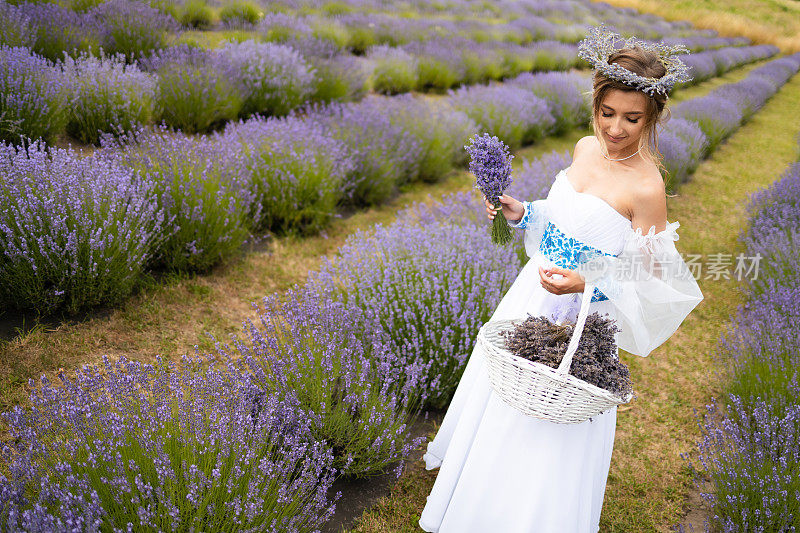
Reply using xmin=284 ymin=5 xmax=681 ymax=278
xmin=465 ymin=133 xmax=514 ymax=245
xmin=501 ymin=312 xmax=633 ymax=398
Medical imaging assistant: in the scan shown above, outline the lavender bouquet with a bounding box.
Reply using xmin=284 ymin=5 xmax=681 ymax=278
xmin=465 ymin=133 xmax=514 ymax=245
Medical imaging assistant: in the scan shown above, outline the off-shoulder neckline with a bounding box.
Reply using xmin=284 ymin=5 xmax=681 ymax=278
xmin=557 ymin=168 xmax=677 ymax=239
xmin=559 ymin=168 xmax=632 ymax=225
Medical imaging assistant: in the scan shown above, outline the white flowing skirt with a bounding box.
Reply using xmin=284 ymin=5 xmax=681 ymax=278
xmin=419 ymin=254 xmax=619 ymax=533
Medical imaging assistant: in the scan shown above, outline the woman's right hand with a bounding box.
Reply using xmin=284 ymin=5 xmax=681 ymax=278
xmin=484 ymin=194 xmax=525 ymax=223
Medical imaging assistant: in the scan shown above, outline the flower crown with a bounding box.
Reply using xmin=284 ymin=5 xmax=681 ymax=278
xmin=577 ymin=24 xmax=693 ymax=97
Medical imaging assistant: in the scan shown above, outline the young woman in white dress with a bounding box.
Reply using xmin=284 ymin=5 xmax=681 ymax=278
xmin=418 ymin=29 xmax=704 ymax=533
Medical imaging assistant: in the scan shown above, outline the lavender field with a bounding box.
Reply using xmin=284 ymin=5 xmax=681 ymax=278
xmin=1 ymin=0 xmax=800 ymax=531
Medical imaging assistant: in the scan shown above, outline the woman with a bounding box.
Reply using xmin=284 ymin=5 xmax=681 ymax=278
xmin=418 ymin=26 xmax=704 ymax=533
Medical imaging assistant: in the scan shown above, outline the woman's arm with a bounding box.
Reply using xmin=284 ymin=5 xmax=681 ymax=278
xmin=630 ymin=174 xmax=667 ymax=235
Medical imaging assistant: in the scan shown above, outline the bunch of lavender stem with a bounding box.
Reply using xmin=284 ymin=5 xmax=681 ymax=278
xmin=465 ymin=133 xmax=514 ymax=245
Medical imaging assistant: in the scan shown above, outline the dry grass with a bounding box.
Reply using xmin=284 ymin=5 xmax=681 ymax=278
xmin=592 ymin=0 xmax=800 ymax=53
xmin=346 ymin=73 xmax=800 ymax=532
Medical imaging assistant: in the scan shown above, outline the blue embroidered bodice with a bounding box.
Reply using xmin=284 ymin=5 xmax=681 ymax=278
xmin=509 ymin=201 xmax=613 ymax=302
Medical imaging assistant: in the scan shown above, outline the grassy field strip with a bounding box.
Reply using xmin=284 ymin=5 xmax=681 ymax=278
xmin=0 ymin=58 xmax=770 ymax=411
xmin=346 ymin=73 xmax=800 ymax=532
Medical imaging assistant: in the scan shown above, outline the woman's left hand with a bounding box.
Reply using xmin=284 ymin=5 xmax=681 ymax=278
xmin=538 ymin=265 xmax=586 ymax=295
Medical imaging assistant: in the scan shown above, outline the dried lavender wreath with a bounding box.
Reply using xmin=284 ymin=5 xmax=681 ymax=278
xmin=500 ymin=312 xmax=634 ymax=398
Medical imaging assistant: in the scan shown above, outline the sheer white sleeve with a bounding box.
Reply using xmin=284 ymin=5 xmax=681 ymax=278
xmin=506 ymin=200 xmax=550 ymax=259
xmin=576 ymin=221 xmax=703 ymax=357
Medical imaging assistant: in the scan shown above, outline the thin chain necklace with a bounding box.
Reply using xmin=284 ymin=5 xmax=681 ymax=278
xmin=603 ymin=147 xmax=641 ymax=162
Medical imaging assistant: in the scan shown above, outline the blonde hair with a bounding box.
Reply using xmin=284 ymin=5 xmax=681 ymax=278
xmin=588 ymin=46 xmax=672 ymax=176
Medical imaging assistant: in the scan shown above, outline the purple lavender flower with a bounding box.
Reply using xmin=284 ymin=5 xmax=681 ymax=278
xmin=741 ymin=161 xmax=800 ymax=296
xmin=712 ymin=77 xmax=776 ymax=120
xmin=711 ymin=44 xmax=778 ymax=75
xmin=683 ymin=137 xmax=800 ymax=533
xmin=0 ymin=140 xmax=164 ymax=313
xmin=218 ymin=0 xmax=262 ymax=29
xmin=658 ymin=117 xmax=708 ymax=187
xmin=18 ymin=2 xmax=98 ymax=61
xmin=673 ymin=95 xmax=743 ymax=154
xmin=744 ymin=54 xmax=800 ymax=87
xmin=509 ymin=71 xmax=591 ymax=133
xmin=0 ymin=353 xmax=339 ymax=530
xmin=141 ymin=44 xmax=242 ymax=133
xmin=448 ymin=83 xmax=555 ymax=149
xmin=305 ymin=210 xmax=521 ymax=408
xmin=0 ymin=2 xmax=33 ymax=49
xmin=692 ymin=394 xmax=800 ymax=532
xmin=308 ymin=96 xmax=422 ymax=206
xmin=466 ymin=133 xmax=514 ymax=201
xmin=217 ymin=39 xmax=316 ymax=117
xmin=507 ymin=149 xmax=570 ymax=202
xmin=502 ymin=40 xmax=579 ymax=74
xmin=465 ymin=132 xmax=514 ymax=244
xmin=381 ymin=93 xmax=478 ymax=183
xmin=176 ymin=0 xmax=214 ymax=30
xmin=100 ymin=126 xmax=255 ymax=272
xmin=257 ymin=12 xmax=313 ymax=43
xmin=367 ymin=45 xmax=418 ymax=95
xmin=61 ymin=52 xmax=157 ymax=144
xmin=403 ymin=39 xmax=466 ymax=91
xmin=505 ymin=15 xmax=559 ymax=42
xmin=678 ymin=50 xmax=718 ymax=83
xmin=235 ymin=285 xmax=425 ymax=478
xmin=88 ymin=0 xmax=176 ymax=60
xmin=0 ymin=46 xmax=67 ymax=145
xmin=674 ymin=45 xmax=777 ymax=86
xmin=218 ymin=113 xmax=353 ymax=235
xmin=307 ymin=53 xmax=370 ymax=103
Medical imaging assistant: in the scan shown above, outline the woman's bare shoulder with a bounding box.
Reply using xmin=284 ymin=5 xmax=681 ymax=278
xmin=633 ymin=163 xmax=666 ymax=200
xmin=572 ymin=135 xmax=597 ymax=158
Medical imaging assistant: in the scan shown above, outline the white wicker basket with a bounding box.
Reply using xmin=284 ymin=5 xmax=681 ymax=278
xmin=478 ymin=283 xmax=633 ymax=424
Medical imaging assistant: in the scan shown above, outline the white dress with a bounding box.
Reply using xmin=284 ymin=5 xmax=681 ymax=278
xmin=418 ymin=167 xmax=704 ymax=533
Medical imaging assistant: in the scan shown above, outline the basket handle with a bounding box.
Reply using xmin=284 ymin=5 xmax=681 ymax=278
xmin=556 ymin=282 xmax=594 ymax=375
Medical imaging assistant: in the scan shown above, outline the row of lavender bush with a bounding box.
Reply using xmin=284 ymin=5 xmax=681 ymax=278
xmin=2 ymin=0 xmax=739 ymax=63
xmin=0 ymin=68 xmax=596 ymax=314
xmin=0 ymin=37 xmax=584 ymax=145
xmin=676 ymin=44 xmax=777 ymax=87
xmin=440 ymin=43 xmax=777 ymax=154
xmin=6 ymin=47 xmax=798 ymax=315
xmin=0 ymin=42 xmax=346 ymax=145
xmin=0 ymin=353 xmax=342 ymax=531
xmin=1 ymin=0 xmax=759 ymax=144
xmin=0 ymin=0 xmax=175 ymax=62
xmin=683 ymin=140 xmax=800 ymax=532
xmin=662 ymin=52 xmax=800 ymax=188
xmin=218 ymin=10 xmax=745 ymax=56
xmin=366 ymin=40 xmax=765 ymax=95
xmin=0 ymin=244 xmax=439 ymax=530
